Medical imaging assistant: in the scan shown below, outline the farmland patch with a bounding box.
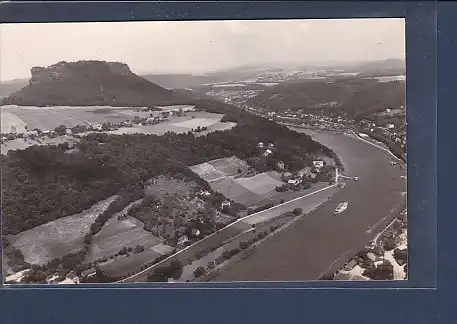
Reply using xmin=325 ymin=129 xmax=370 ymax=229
xmin=98 ymin=248 xmax=163 ymax=278
xmin=189 ymin=163 xmax=225 ymax=182
xmin=145 ymin=176 xmax=199 ymax=198
xmin=8 ymin=195 xmax=118 ymax=265
xmin=170 ymin=117 xmax=219 ymax=129
xmin=208 ymin=156 xmax=250 ymax=177
xmin=234 ymin=173 xmax=283 ymax=195
xmin=209 ymin=177 xmax=270 ymax=207
xmin=1 ymin=111 xmax=27 ymax=133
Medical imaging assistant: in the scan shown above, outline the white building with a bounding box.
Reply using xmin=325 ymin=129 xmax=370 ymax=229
xmin=221 ymin=201 xmax=231 ymax=209
xmin=288 ymin=179 xmax=299 ymax=185
xmin=313 ymin=160 xmax=325 ymax=169
xmin=91 ymin=123 xmax=102 ymax=131
xmin=178 ymin=235 xmax=189 ymax=245
xmin=258 ymin=142 xmax=264 ymax=148
xmin=5 ymin=269 xmax=30 ymax=283
xmin=387 ymin=123 xmax=395 ymax=129
xmin=263 ymin=149 xmax=273 ymax=156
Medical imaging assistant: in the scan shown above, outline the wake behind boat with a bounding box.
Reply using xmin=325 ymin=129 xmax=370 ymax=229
xmin=334 ymin=201 xmax=348 ymax=214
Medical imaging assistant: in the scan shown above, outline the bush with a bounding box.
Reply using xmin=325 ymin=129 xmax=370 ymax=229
xmin=193 ymin=266 xmax=205 ymax=278
xmin=293 ymin=208 xmax=303 ymax=215
xmin=382 ymin=237 xmax=396 ymax=251
xmin=239 ymin=242 xmax=249 ymax=250
xmin=134 ymin=245 xmax=145 ymax=254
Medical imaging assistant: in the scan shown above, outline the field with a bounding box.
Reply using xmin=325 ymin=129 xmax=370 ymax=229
xmin=1 ymin=135 xmax=79 ymax=155
xmin=85 ymin=200 xmax=166 ymax=263
xmin=190 ymin=156 xmax=328 ymax=209
xmin=1 ymin=110 xmax=27 ymax=133
xmin=8 ymin=196 xmax=118 ymax=265
xmin=1 ymin=105 xmax=135 ymax=131
xmin=1 ymin=105 xmax=235 ymax=136
xmin=234 ymin=173 xmax=283 ymax=195
xmin=190 ymin=156 xmax=289 ymax=208
xmin=145 ymin=176 xmax=198 ymax=198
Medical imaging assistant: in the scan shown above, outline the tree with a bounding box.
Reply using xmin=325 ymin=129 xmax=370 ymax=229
xmin=237 ymin=168 xmax=242 ymax=174
xmin=54 ymin=124 xmax=67 ymax=135
xmin=193 ymin=266 xmax=205 ymax=278
xmin=293 ymin=208 xmax=303 ymax=215
xmin=169 ymin=260 xmax=183 ymax=280
xmin=239 ymin=242 xmax=249 ymax=250
xmin=134 ymin=245 xmax=145 ymax=254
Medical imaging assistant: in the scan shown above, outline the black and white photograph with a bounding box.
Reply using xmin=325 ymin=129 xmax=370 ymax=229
xmin=1 ymin=18 xmax=407 ymax=285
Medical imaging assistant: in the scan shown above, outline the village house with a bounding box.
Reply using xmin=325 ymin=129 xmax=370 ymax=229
xmin=268 ymin=143 xmax=275 ymax=149
xmin=178 ymin=235 xmax=189 ymax=246
xmin=46 ymin=273 xmax=60 ymax=284
xmin=387 ymin=123 xmax=395 ymax=129
xmin=313 ymin=160 xmax=325 ymax=170
xmin=198 ymin=190 xmax=211 ymax=197
xmin=23 ymin=130 xmax=39 ymax=138
xmin=288 ymin=179 xmax=299 ymax=185
xmin=263 ymin=149 xmax=273 ymax=157
xmin=191 ymin=229 xmax=201 ymax=237
xmin=343 ymin=259 xmax=358 ymax=271
xmin=5 ymin=269 xmax=30 ymax=283
xmin=65 ymin=128 xmax=72 ymax=135
xmin=277 ymin=161 xmax=285 ymax=170
xmin=91 ymin=123 xmax=102 ymax=131
xmin=257 ymin=142 xmax=264 ymax=148
xmin=66 ymin=272 xmax=80 ymax=284
xmin=221 ymin=201 xmax=231 ymax=209
xmin=81 ymin=268 xmax=97 ymax=279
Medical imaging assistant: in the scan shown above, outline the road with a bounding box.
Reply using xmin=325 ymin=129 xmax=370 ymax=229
xmin=212 ymin=128 xmax=406 ymax=281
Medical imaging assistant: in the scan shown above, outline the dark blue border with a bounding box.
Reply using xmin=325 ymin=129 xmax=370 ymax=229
xmin=0 ymin=1 xmax=450 ymax=323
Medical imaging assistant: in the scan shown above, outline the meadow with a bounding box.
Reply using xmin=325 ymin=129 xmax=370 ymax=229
xmin=8 ymin=196 xmax=118 ymax=265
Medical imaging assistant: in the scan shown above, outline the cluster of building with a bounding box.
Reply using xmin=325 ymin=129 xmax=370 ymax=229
xmin=4 ymin=267 xmax=97 ymax=285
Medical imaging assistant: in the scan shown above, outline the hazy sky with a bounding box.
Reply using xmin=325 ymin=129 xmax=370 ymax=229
xmin=0 ymin=19 xmax=404 ymax=81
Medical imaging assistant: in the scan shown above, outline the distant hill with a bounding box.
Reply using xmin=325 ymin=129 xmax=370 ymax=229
xmin=0 ymin=79 xmax=29 ymax=98
xmin=247 ymin=77 xmax=405 ymax=119
xmin=2 ymin=61 xmax=194 ymax=107
xmin=339 ymin=59 xmax=406 ymax=77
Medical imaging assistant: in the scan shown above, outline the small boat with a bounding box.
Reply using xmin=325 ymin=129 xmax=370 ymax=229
xmin=334 ymin=202 xmax=348 ymax=214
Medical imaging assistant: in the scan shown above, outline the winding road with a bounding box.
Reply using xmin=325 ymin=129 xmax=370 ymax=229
xmin=212 ymin=128 xmax=406 ymax=281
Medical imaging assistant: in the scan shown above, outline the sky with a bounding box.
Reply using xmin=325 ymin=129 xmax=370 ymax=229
xmin=0 ymin=18 xmax=405 ymax=81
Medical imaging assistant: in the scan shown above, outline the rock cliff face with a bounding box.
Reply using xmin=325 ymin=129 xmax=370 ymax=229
xmin=4 ymin=60 xmax=193 ymax=107
xmin=29 ymin=61 xmax=132 ymax=85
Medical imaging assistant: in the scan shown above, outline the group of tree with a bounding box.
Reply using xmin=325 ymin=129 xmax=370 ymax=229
xmin=363 ymin=260 xmax=394 ymax=280
xmin=247 ymin=77 xmax=405 ymax=120
xmin=147 ymin=260 xmax=183 ymax=282
xmin=89 ymin=184 xmax=145 ymax=236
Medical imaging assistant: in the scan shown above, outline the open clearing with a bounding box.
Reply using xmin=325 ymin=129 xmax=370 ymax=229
xmin=234 ymin=173 xmax=283 ymax=195
xmin=190 ymin=156 xmax=283 ymax=208
xmin=189 ymin=163 xmax=226 ymax=182
xmin=170 ymin=117 xmax=219 ymax=129
xmin=145 ymin=176 xmax=198 ymax=198
xmin=1 ymin=110 xmax=27 ymax=133
xmin=98 ymin=248 xmax=163 ymax=278
xmin=208 ymin=156 xmax=250 ymax=176
xmin=1 ymin=106 xmax=235 ymax=136
xmin=1 ymin=135 xmax=79 ymax=155
xmin=8 ymin=196 xmax=118 ymax=265
xmin=85 ymin=199 xmax=164 ymax=263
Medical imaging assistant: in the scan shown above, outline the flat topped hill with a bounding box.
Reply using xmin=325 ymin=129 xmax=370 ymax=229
xmin=2 ymin=60 xmax=194 ymax=107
